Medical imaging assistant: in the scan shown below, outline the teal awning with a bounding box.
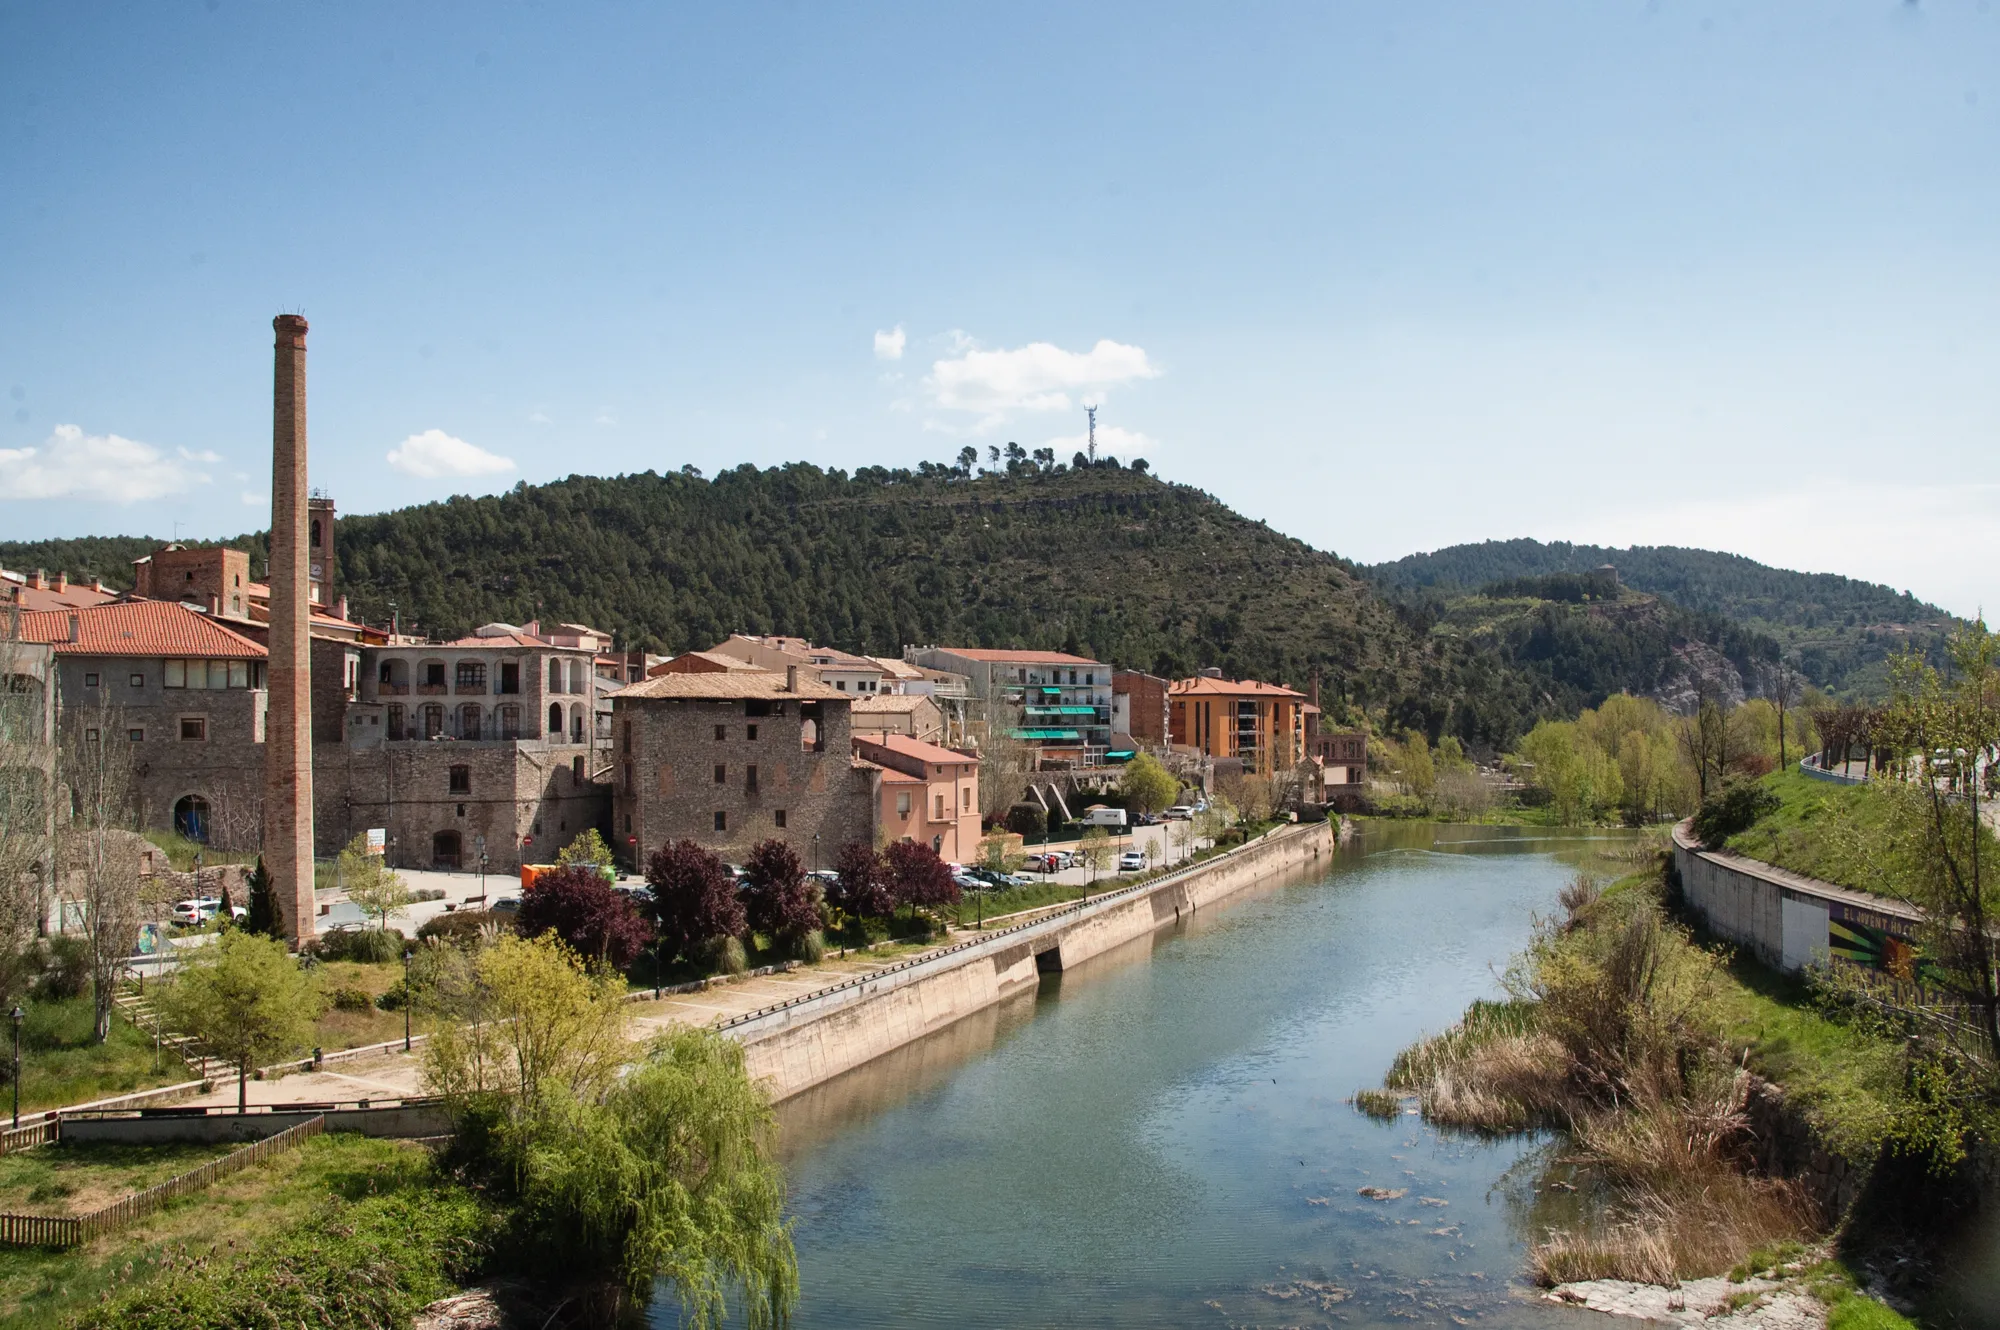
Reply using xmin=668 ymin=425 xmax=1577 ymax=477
xmin=1025 ymin=705 xmax=1099 ymax=716
xmin=1105 ymin=750 xmax=1136 ymax=760
xmin=1011 ymin=728 xmax=1083 ymax=740
xmin=1038 ymin=686 xmax=1063 ymax=695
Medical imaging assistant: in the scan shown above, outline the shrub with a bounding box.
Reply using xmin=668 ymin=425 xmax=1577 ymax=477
xmin=828 ymin=841 xmax=894 ymax=919
xmin=1005 ymin=803 xmax=1046 ymax=838
xmin=898 ymin=909 xmax=943 ymax=944
xmin=409 ymin=887 xmax=447 ymax=903
xmin=312 ymin=927 xmax=408 ymax=964
xmin=417 ymin=909 xmax=503 ymax=948
xmin=1692 ymin=781 xmax=1782 ymax=847
xmin=37 ymin=935 xmax=90 ymax=1000
xmin=702 ymin=934 xmax=748 ymax=976
xmin=792 ymin=929 xmax=827 ymax=964
xmin=329 ymin=985 xmax=374 ymax=1012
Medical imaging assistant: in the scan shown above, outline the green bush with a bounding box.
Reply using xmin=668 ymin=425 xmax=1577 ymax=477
xmin=311 ymin=928 xmax=408 ymax=964
xmin=1692 ymin=780 xmax=1781 ymax=847
xmin=37 ymin=936 xmax=90 ymax=1000
xmin=416 ymin=910 xmax=502 ymax=948
xmin=1004 ymin=803 xmax=1046 ymax=838
xmin=792 ymin=929 xmax=827 ymax=964
xmin=328 ymin=986 xmax=373 ymax=1012
xmin=702 ymin=934 xmax=747 ymax=976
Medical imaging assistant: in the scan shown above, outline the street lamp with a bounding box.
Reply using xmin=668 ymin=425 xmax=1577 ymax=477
xmin=401 ymin=949 xmax=413 ymax=1052
xmin=812 ymin=833 xmax=820 ymax=875
xmin=10 ymin=1006 xmax=22 ymax=1129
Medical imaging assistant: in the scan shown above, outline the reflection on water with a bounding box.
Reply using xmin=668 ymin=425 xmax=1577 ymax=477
xmin=665 ymin=824 xmax=1636 ymax=1329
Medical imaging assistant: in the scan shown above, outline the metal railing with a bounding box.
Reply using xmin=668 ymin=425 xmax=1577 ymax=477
xmin=715 ymin=823 xmax=1307 ymax=1034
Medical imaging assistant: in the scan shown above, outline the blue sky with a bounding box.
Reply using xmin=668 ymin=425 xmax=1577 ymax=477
xmin=3 ymin=3 xmax=1997 ymax=615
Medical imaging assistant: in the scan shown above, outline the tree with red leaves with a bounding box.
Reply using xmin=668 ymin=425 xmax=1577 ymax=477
xmin=516 ymin=864 xmax=652 ymax=970
xmin=884 ymin=839 xmax=960 ymax=911
xmin=644 ymin=839 xmax=746 ymax=963
xmin=741 ymin=839 xmax=824 ymax=946
xmin=828 ymin=841 xmax=895 ymax=919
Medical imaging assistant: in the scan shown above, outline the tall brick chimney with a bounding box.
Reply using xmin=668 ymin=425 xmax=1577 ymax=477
xmin=265 ymin=315 xmax=316 ymax=945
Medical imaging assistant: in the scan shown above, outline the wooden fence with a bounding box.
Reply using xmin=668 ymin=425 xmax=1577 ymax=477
xmin=0 ymin=1114 xmax=325 ymax=1248
xmin=0 ymin=1118 xmax=58 ymax=1157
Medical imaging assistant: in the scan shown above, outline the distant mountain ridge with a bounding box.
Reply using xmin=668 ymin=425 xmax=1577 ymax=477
xmin=1367 ymin=538 xmax=1954 ymax=696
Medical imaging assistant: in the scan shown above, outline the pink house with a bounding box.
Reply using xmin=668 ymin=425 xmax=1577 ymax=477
xmin=853 ymin=733 xmax=981 ymax=864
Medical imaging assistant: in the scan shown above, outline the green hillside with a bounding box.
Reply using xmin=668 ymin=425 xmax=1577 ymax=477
xmin=1368 ymin=538 xmax=1954 ymax=696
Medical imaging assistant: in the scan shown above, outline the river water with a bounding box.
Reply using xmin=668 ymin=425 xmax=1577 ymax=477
xmin=665 ymin=824 xmax=1639 ymax=1329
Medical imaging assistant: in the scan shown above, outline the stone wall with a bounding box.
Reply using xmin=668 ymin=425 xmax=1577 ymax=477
xmin=616 ymin=694 xmax=877 ymax=866
xmin=733 ymin=820 xmax=1335 ymax=1101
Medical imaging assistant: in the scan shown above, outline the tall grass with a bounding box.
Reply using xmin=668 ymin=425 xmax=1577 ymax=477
xmin=1360 ymin=872 xmax=1818 ymax=1283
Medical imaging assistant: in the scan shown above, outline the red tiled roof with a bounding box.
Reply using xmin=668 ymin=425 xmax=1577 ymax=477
xmin=853 ymin=733 xmax=978 ymax=767
xmin=1 ymin=574 xmax=120 ymax=613
xmin=934 ymin=647 xmax=1104 ymax=666
xmin=438 ymin=632 xmax=589 ymax=649
xmin=1169 ymin=676 xmax=1304 ymax=699
xmin=18 ymin=602 xmax=266 ymax=659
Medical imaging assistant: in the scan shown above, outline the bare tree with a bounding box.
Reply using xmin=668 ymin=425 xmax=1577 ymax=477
xmin=975 ymin=705 xmax=1032 ymax=822
xmin=57 ymin=698 xmax=145 ymax=1043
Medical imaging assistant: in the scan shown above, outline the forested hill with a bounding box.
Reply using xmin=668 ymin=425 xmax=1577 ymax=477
xmin=1367 ymin=538 xmax=1955 ymax=696
xmin=0 ymin=465 xmax=1450 ymax=727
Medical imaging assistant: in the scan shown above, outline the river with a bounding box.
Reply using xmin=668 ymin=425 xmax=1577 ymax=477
xmin=662 ymin=823 xmax=1640 ymax=1329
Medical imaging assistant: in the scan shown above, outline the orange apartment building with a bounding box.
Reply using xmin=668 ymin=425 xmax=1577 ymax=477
xmin=1168 ymin=674 xmax=1307 ymax=778
xmin=852 ymin=733 xmax=981 ymax=862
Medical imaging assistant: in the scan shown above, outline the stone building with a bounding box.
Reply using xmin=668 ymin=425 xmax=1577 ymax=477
xmin=611 ymin=667 xmax=879 ymax=869
xmin=1111 ymin=670 xmax=1171 ymax=748
xmin=849 ymin=692 xmax=946 ymax=744
xmin=131 ymin=544 xmax=254 ymax=619
xmin=19 ymin=602 xmax=270 ymax=848
xmin=314 ymin=630 xmax=607 ymax=871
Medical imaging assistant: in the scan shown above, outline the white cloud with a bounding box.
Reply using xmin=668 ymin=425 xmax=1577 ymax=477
xmin=528 ymin=410 xmax=553 ymax=425
xmin=873 ymin=325 xmax=906 ymax=361
xmin=926 ymin=337 xmax=1159 ymax=415
xmin=0 ymin=424 xmax=211 ymax=502
xmin=177 ymin=446 xmax=223 ymax=464
xmin=1040 ymin=424 xmax=1162 ymax=461
xmin=384 ymin=429 xmax=517 ymax=479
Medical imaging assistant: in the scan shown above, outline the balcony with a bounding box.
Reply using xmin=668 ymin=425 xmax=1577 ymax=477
xmin=415 ymin=684 xmax=448 ymax=696
xmin=454 ymin=682 xmax=487 ymax=695
xmin=376 ymin=682 xmax=409 ymax=697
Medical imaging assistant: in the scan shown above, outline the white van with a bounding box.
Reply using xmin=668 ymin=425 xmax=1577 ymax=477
xmin=1080 ymin=806 xmax=1129 ymax=828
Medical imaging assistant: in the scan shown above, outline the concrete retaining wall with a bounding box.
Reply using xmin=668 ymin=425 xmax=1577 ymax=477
xmin=737 ymin=821 xmax=1334 ymax=1101
xmin=60 ymin=1103 xmax=452 ymax=1145
xmin=1671 ymin=821 xmax=1919 ymax=975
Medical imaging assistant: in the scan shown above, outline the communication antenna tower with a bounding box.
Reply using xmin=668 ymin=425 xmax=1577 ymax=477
xmin=1085 ymin=404 xmax=1098 ymax=462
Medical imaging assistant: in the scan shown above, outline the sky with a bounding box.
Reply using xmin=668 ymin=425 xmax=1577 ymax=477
xmin=3 ymin=3 xmax=1997 ymax=616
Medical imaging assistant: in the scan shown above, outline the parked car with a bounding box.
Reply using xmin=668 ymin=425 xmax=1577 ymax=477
xmin=1002 ymin=872 xmax=1037 ymax=887
xmin=170 ymin=897 xmax=222 ymax=925
xmin=488 ymin=896 xmax=521 ymax=914
xmin=1118 ymin=851 xmax=1147 ymax=872
xmin=951 ymin=872 xmax=986 ymax=893
xmin=1164 ymin=806 xmax=1194 ymax=821
xmin=1034 ymin=851 xmax=1073 ymax=872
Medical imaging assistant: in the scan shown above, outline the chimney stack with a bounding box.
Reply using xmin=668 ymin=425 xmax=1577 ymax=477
xmin=264 ymin=314 xmax=316 ymax=945
xmin=27 ymin=570 xmax=43 ymax=591
xmin=786 ymin=664 xmax=799 ymax=693
xmin=66 ymin=613 xmax=79 ymax=644
xmin=53 ymin=571 xmax=67 ymax=593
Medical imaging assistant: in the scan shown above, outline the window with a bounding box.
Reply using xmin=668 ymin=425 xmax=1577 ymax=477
xmin=448 ymin=765 xmax=470 ymax=794
xmin=714 ymin=725 xmax=727 ymax=741
xmin=164 ymin=661 xmax=184 ymax=688
xmin=620 ymin=762 xmax=630 ymax=792
xmin=548 ymin=703 xmax=563 ymax=736
xmin=774 ymin=809 xmax=787 ymax=829
xmin=455 ymin=662 xmax=486 ymax=689
xmin=745 ymin=699 xmax=772 ymax=718
xmin=129 ymin=673 xmax=145 ymax=688
xmin=422 ymin=704 xmax=444 ymax=738
xmin=713 ymin=811 xmax=727 ymax=833
xmin=746 ymin=764 xmax=758 ymax=793
xmin=896 ymin=792 xmax=912 ymax=819
xmin=84 ymin=727 xmax=100 ymax=743
xmin=548 ymin=659 xmax=561 ymax=692
xmin=127 ymin=728 xmax=144 ymax=742
xmin=745 ymin=724 xmax=758 ymax=741
xmin=230 ymin=660 xmax=248 ymax=688
xmin=459 ymin=704 xmax=482 ymax=740
xmin=499 ymin=662 xmax=520 ymax=694
xmin=714 ymin=763 xmax=726 ymax=785
xmin=836 ymin=680 xmax=847 ymax=691
xmin=962 ymin=786 xmax=972 ymax=811
xmin=421 ymin=662 xmax=444 ymax=688
xmin=380 ymin=662 xmax=394 ymax=683
xmin=622 ymin=720 xmax=631 ymax=751
xmin=934 ymin=793 xmax=945 ymax=820
xmin=387 ymin=704 xmax=405 ymax=740
xmin=180 ymin=716 xmax=206 ymax=741
xmin=497 ymin=704 xmax=519 ymax=739
xmin=83 ymin=672 xmax=99 ymax=688
xmin=174 ymin=795 xmax=209 ymax=843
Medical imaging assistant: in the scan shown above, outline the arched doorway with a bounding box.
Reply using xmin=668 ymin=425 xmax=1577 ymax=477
xmin=431 ymin=830 xmax=462 ymax=870
xmin=174 ymin=795 xmax=210 ymax=843
xmin=548 ymin=702 xmax=563 ymax=737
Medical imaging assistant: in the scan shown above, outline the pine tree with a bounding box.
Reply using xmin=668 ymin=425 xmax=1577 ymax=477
xmin=244 ymin=858 xmax=279 ymax=939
